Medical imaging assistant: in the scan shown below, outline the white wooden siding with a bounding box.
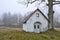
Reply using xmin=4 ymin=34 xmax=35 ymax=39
xmin=23 ymin=10 xmax=48 ymax=32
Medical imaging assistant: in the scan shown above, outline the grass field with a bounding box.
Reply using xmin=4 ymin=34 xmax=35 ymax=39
xmin=0 ymin=27 xmax=60 ymax=40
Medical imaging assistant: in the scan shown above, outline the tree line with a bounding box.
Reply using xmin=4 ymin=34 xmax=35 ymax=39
xmin=0 ymin=12 xmax=23 ymax=28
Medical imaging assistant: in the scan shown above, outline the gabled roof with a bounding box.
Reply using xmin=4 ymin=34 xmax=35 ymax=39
xmin=23 ymin=8 xmax=49 ymax=24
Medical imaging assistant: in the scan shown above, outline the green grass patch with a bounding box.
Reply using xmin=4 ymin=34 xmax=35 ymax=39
xmin=0 ymin=29 xmax=60 ymax=40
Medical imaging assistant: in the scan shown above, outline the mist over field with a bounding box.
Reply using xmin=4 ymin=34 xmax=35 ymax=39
xmin=0 ymin=0 xmax=60 ymax=27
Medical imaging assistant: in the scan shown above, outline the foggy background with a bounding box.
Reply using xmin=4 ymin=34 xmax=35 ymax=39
xmin=0 ymin=0 xmax=60 ymax=28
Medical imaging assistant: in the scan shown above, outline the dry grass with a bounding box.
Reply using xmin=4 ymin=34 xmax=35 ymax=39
xmin=0 ymin=27 xmax=60 ymax=40
xmin=54 ymin=28 xmax=60 ymax=31
xmin=0 ymin=27 xmax=22 ymax=31
xmin=0 ymin=27 xmax=60 ymax=31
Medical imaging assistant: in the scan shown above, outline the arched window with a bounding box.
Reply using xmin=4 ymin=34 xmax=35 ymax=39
xmin=37 ymin=25 xmax=39 ymax=29
xmin=34 ymin=25 xmax=36 ymax=29
xmin=36 ymin=13 xmax=39 ymax=17
xmin=34 ymin=22 xmax=41 ymax=29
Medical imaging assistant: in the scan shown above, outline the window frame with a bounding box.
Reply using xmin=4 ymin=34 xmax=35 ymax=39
xmin=34 ymin=25 xmax=36 ymax=29
xmin=37 ymin=25 xmax=39 ymax=29
xmin=36 ymin=13 xmax=39 ymax=17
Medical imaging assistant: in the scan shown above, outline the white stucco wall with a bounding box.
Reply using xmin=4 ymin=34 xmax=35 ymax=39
xmin=23 ymin=10 xmax=48 ymax=32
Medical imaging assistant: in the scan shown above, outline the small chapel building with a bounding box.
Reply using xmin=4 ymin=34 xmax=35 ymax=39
xmin=23 ymin=8 xmax=49 ymax=33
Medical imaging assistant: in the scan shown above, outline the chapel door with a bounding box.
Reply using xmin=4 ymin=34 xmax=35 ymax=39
xmin=34 ymin=22 xmax=41 ymax=33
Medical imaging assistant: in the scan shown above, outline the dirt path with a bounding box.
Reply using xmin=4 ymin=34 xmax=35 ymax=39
xmin=54 ymin=28 xmax=60 ymax=31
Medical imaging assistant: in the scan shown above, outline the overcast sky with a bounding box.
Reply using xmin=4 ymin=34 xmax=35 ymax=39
xmin=0 ymin=0 xmax=27 ymax=16
xmin=0 ymin=0 xmax=38 ymax=16
xmin=0 ymin=0 xmax=60 ymax=17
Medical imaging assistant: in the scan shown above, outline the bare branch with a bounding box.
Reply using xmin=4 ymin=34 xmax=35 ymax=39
xmin=53 ymin=1 xmax=60 ymax=2
xmin=28 ymin=0 xmax=37 ymax=4
xmin=53 ymin=1 xmax=60 ymax=5
xmin=53 ymin=2 xmax=60 ymax=5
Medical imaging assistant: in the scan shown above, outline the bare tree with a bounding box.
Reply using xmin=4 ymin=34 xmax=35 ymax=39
xmin=3 ymin=12 xmax=11 ymax=26
xmin=47 ymin=0 xmax=60 ymax=29
xmin=3 ymin=13 xmax=8 ymax=26
xmin=18 ymin=14 xmax=23 ymax=28
xmin=7 ymin=12 xmax=12 ymax=26
xmin=0 ymin=19 xmax=3 ymax=26
xmin=11 ymin=14 xmax=18 ymax=25
xmin=18 ymin=0 xmax=60 ymax=29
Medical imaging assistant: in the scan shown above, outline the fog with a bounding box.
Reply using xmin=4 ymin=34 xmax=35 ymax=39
xmin=0 ymin=0 xmax=60 ymax=27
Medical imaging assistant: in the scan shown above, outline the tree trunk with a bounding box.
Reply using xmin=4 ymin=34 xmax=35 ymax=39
xmin=48 ymin=0 xmax=54 ymax=29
